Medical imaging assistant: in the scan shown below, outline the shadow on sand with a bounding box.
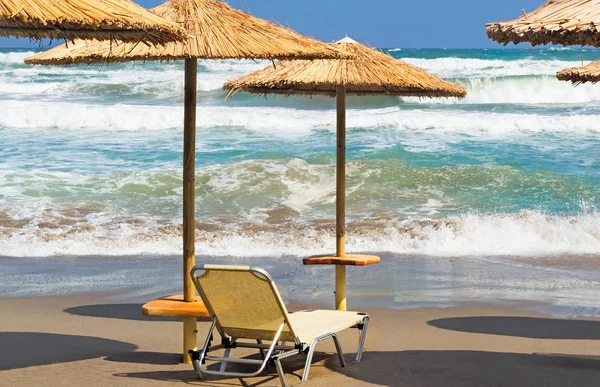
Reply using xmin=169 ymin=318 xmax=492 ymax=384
xmin=0 ymin=332 xmax=137 ymax=371
xmin=113 ymin=352 xmax=330 ymax=386
xmin=322 ymin=350 xmax=600 ymax=386
xmin=64 ymin=303 xmax=179 ymax=322
xmin=105 ymin=351 xmax=183 ymax=365
xmin=428 ymin=316 xmax=600 ymax=339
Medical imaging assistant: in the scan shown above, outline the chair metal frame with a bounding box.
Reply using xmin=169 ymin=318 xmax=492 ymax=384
xmin=188 ymin=265 xmax=370 ymax=387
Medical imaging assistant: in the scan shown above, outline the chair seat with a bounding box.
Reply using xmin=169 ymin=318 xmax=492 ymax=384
xmin=289 ymin=310 xmax=365 ymax=344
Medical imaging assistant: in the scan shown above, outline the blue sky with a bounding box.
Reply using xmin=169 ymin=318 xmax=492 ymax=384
xmin=1 ymin=0 xmax=544 ymax=48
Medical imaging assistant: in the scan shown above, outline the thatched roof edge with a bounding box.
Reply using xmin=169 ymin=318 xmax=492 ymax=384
xmin=0 ymin=0 xmax=185 ymax=44
xmin=23 ymin=0 xmax=350 ymax=63
xmin=557 ymin=61 xmax=600 ymax=84
xmin=486 ymin=23 xmax=600 ymax=47
xmin=486 ymin=0 xmax=600 ymax=48
xmin=225 ymin=85 xmax=467 ymax=98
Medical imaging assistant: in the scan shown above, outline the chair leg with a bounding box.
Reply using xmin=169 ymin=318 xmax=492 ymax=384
xmin=331 ymin=333 xmax=346 ymax=367
xmin=274 ymin=358 xmax=288 ymax=387
xmin=192 ymin=358 xmax=203 ymax=380
xmin=219 ymin=347 xmax=231 ymax=372
xmin=301 ymin=340 xmax=318 ymax=381
xmin=354 ymin=315 xmax=370 ymax=363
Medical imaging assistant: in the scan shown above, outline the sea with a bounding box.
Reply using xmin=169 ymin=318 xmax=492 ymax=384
xmin=0 ymin=48 xmax=600 ymax=310
xmin=1 ymin=47 xmax=600 ymax=309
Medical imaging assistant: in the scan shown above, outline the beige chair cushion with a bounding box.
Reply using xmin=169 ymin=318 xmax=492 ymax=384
xmin=288 ymin=310 xmax=365 ymax=344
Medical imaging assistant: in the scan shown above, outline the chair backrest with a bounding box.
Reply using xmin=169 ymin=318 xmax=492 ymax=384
xmin=191 ymin=264 xmax=298 ymax=343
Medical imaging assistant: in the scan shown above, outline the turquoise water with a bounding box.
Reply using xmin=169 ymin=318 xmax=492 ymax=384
xmin=0 ymin=47 xmax=599 ymax=257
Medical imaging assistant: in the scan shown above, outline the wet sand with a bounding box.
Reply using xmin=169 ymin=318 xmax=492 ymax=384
xmin=3 ymin=253 xmax=600 ymax=318
xmin=2 ymin=295 xmax=600 ymax=386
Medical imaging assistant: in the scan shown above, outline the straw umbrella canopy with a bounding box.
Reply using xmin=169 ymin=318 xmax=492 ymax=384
xmin=224 ymin=36 xmax=467 ymax=311
xmin=24 ymin=0 xmax=345 ymax=63
xmin=557 ymin=60 xmax=600 ymax=84
xmin=487 ymin=1 xmax=600 ymax=85
xmin=486 ymin=0 xmax=600 ymax=47
xmin=0 ymin=0 xmax=185 ymax=44
xmin=25 ymin=0 xmax=347 ymax=363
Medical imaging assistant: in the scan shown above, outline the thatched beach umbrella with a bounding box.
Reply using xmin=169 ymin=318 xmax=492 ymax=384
xmin=557 ymin=60 xmax=600 ymax=84
xmin=224 ymin=36 xmax=467 ymax=311
xmin=0 ymin=0 xmax=184 ymax=44
xmin=25 ymin=0 xmax=347 ymax=363
xmin=24 ymin=1 xmax=344 ymax=63
xmin=487 ymin=1 xmax=600 ymax=85
xmin=486 ymin=0 xmax=600 ymax=47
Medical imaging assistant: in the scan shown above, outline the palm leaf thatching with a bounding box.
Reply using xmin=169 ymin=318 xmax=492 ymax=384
xmin=223 ymin=37 xmax=466 ymax=98
xmin=487 ymin=0 xmax=600 ymax=47
xmin=0 ymin=0 xmax=185 ymax=44
xmin=557 ymin=60 xmax=600 ymax=84
xmin=25 ymin=0 xmax=347 ymax=65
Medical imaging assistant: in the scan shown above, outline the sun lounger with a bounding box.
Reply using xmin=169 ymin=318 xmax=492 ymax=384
xmin=189 ymin=264 xmax=369 ymax=386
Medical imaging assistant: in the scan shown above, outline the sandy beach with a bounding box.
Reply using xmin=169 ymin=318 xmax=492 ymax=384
xmin=2 ymin=294 xmax=600 ymax=387
xmin=2 ymin=252 xmax=600 ymax=387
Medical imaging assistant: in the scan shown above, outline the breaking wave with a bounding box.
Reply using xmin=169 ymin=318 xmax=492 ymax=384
xmin=1 ymin=159 xmax=598 ymax=257
xmin=2 ymin=100 xmax=600 ymax=135
xmin=4 ymin=53 xmax=600 ymax=105
xmin=1 ymin=211 xmax=599 ymax=257
xmin=400 ymin=57 xmax=580 ymax=78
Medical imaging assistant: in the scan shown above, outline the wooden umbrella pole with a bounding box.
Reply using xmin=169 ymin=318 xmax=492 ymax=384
xmin=335 ymin=84 xmax=347 ymax=311
xmin=182 ymin=58 xmax=198 ymax=364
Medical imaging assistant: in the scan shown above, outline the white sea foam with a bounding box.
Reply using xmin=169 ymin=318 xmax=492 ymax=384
xmin=4 ymin=52 xmax=600 ymax=106
xmin=2 ymin=101 xmax=599 ymax=136
xmin=397 ymin=212 xmax=600 ymax=256
xmin=0 ymin=161 xmax=598 ymax=258
xmin=1 ymin=211 xmax=599 ymax=257
xmin=201 ymin=59 xmax=269 ymax=74
xmin=1 ymin=58 xmax=268 ymax=97
xmin=400 ymin=57 xmax=583 ymax=78
xmin=435 ymin=76 xmax=600 ymax=105
xmin=547 ymin=46 xmax=578 ymax=51
xmin=0 ymin=51 xmax=35 ymax=65
xmin=0 ymin=101 xmax=179 ymax=131
xmin=4 ymin=71 xmax=600 ymax=106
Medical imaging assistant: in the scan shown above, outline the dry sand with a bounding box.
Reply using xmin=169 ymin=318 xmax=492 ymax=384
xmin=2 ymin=296 xmax=600 ymax=386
